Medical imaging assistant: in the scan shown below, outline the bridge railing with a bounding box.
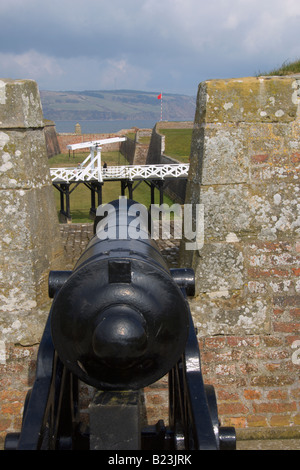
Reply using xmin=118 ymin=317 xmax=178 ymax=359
xmin=50 ymin=163 xmax=190 ymax=183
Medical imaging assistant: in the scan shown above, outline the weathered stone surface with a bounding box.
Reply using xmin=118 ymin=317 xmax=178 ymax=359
xmin=193 ymin=242 xmax=244 ymax=292
xmin=44 ymin=120 xmax=61 ymax=158
xmin=0 ymin=187 xmax=60 ymax=251
xmin=196 ymin=76 xmax=300 ymax=124
xmin=0 ymin=79 xmax=44 ymax=128
xmin=201 ymin=125 xmax=250 ymax=184
xmin=189 ymin=291 xmax=271 ymax=336
xmin=180 ymin=76 xmax=300 ymax=339
xmin=0 ymin=79 xmax=65 ymax=345
xmin=199 ymin=182 xmax=300 ymax=242
xmin=0 ymin=129 xmax=53 ymax=189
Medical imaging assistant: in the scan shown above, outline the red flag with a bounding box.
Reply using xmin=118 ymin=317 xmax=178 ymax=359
xmin=157 ymin=93 xmax=162 ymax=99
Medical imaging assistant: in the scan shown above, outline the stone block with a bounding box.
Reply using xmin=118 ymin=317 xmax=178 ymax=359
xmin=196 ymin=76 xmax=300 ymax=124
xmin=249 ymin=182 xmax=300 ymax=241
xmin=199 ymin=181 xmax=300 ymax=243
xmin=0 ymin=129 xmax=52 ymax=189
xmin=0 ymin=79 xmax=44 ymax=128
xmin=0 ymin=79 xmax=65 ymax=345
xmin=201 ymin=124 xmax=250 ymax=185
xmin=0 ymin=185 xmax=63 ymax=266
xmin=200 ymin=184 xmax=252 ymax=241
xmin=193 ymin=242 xmax=244 ymax=293
xmin=181 ymin=75 xmax=300 ymax=339
xmin=189 ymin=291 xmax=271 ymax=336
xmin=0 ymin=248 xmax=50 ymax=344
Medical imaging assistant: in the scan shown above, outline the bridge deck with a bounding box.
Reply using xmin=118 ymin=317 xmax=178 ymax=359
xmin=50 ymin=163 xmax=189 ymax=183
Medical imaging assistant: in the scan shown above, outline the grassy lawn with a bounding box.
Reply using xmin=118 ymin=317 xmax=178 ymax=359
xmin=49 ymin=151 xmax=174 ymax=223
xmin=159 ymin=128 xmax=192 ymax=163
xmin=126 ymin=132 xmax=136 ymax=141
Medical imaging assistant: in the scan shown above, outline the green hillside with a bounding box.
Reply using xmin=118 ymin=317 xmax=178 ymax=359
xmin=40 ymin=89 xmax=196 ymax=121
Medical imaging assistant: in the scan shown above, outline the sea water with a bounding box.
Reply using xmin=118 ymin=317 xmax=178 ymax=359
xmin=54 ymin=119 xmax=158 ymax=134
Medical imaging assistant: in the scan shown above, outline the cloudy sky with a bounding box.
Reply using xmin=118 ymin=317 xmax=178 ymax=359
xmin=0 ymin=0 xmax=299 ymax=96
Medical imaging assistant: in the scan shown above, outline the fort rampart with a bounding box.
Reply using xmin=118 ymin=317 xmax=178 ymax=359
xmin=0 ymin=79 xmax=66 ymax=442
xmin=0 ymin=77 xmax=299 ymax=446
xmin=145 ymin=121 xmax=193 ymax=203
xmin=180 ymin=76 xmax=300 ymax=437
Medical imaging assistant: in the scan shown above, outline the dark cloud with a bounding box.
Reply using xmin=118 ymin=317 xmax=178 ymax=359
xmin=0 ymin=0 xmax=299 ymax=94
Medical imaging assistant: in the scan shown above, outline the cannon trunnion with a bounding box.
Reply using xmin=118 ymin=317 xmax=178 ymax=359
xmin=5 ymin=199 xmax=236 ymax=451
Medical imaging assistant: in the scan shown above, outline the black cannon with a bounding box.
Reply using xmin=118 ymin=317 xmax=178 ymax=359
xmin=5 ymin=198 xmax=236 ymax=450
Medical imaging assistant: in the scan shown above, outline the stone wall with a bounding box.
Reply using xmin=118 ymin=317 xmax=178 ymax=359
xmin=57 ymin=132 xmax=124 ymax=154
xmin=44 ymin=120 xmax=60 ymax=158
xmin=132 ymin=143 xmax=149 ymax=165
xmin=120 ymin=136 xmax=136 ymax=164
xmin=0 ymin=79 xmax=66 ymax=444
xmin=119 ymin=129 xmax=152 ymax=165
xmin=146 ymin=123 xmax=190 ymax=203
xmin=180 ymin=76 xmax=300 ymax=436
xmin=146 ymin=124 xmax=165 ymax=165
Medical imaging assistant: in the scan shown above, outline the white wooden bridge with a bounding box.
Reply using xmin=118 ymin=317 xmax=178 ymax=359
xmin=50 ymin=137 xmax=189 ymax=183
xmin=50 ymin=137 xmax=189 ymax=221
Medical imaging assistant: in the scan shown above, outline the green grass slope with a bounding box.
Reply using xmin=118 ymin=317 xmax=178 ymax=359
xmin=259 ymin=58 xmax=300 ymax=76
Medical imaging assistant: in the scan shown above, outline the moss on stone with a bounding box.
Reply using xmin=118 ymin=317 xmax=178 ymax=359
xmin=196 ymin=76 xmax=299 ymax=124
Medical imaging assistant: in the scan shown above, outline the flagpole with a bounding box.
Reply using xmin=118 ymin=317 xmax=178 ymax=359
xmin=157 ymin=92 xmax=163 ymax=121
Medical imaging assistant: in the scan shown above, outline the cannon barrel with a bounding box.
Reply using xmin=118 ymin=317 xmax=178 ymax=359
xmin=50 ymin=198 xmax=191 ymax=391
xmin=5 ymin=198 xmax=236 ymax=450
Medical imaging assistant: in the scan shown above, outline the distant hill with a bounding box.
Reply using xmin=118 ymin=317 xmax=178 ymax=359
xmin=40 ymin=89 xmax=196 ymax=122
